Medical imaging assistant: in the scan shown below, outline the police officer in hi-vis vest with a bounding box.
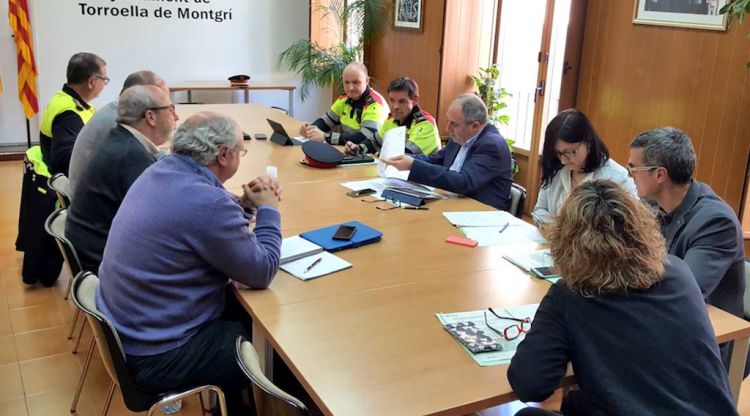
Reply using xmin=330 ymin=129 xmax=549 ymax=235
xmin=17 ymin=52 xmax=108 ymax=286
xmin=40 ymin=52 xmax=108 ymax=176
xmin=300 ymin=62 xmax=388 ymax=147
xmin=345 ymin=77 xmax=441 ymax=156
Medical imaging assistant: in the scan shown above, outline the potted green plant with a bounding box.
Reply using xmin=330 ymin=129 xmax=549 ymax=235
xmin=720 ymin=0 xmax=750 ymax=68
xmin=470 ymin=64 xmax=519 ymax=176
xmin=277 ymin=0 xmax=390 ymax=101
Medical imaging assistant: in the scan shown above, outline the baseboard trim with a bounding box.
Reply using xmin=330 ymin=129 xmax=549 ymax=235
xmin=0 ymin=145 xmax=29 ymax=161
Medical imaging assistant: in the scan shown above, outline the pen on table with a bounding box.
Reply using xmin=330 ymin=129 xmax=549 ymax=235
xmin=405 ymin=206 xmax=429 ymax=210
xmin=498 ymin=222 xmax=510 ymax=233
xmin=304 ymin=257 xmax=322 ymax=273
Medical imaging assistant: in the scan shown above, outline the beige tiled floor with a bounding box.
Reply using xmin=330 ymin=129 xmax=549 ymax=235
xmin=0 ymin=157 xmax=749 ymax=416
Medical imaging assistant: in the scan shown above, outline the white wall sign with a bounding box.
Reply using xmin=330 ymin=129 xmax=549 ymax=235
xmin=0 ymin=0 xmax=329 ymax=146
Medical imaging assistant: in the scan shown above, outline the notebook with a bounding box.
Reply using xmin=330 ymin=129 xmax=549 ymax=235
xmin=279 ymin=236 xmax=351 ymax=280
xmin=300 ymin=221 xmax=382 ymax=252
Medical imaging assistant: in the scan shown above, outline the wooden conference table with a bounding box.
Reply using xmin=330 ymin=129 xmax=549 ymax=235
xmin=176 ymin=104 xmax=750 ymax=415
xmin=169 ymin=80 xmax=296 ymax=115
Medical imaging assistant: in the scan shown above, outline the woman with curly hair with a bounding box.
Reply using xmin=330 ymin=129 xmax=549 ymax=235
xmin=509 ymin=180 xmax=735 ymax=416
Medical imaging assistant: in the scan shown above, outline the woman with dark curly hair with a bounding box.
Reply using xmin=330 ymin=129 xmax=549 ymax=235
xmin=532 ymin=109 xmax=636 ymax=225
xmin=509 ymin=180 xmax=736 ymax=416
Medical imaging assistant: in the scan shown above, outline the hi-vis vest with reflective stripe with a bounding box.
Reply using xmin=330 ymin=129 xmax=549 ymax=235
xmin=25 ymin=146 xmax=51 ymax=179
xmin=39 ymin=91 xmax=95 ymax=137
xmin=328 ymin=89 xmax=388 ymax=135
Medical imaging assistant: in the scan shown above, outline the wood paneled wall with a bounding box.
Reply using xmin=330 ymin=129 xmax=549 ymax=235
xmin=577 ymin=0 xmax=750 ymax=214
xmin=436 ymin=0 xmax=484 ymax=127
xmin=369 ymin=0 xmax=446 ymax=120
xmin=369 ymin=0 xmax=485 ymax=129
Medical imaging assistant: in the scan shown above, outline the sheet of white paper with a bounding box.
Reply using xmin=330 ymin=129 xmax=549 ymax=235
xmin=340 ymin=179 xmax=388 ymax=199
xmin=280 ymin=251 xmax=352 ymax=280
xmin=436 ymin=304 xmax=540 ymax=367
xmin=340 ymin=178 xmax=438 ymax=200
xmin=443 ymin=211 xmax=519 ymax=227
xmin=502 ymin=248 xmax=553 ymax=272
xmin=377 ymin=126 xmax=409 ymax=180
xmin=459 ymin=224 xmax=544 ymax=247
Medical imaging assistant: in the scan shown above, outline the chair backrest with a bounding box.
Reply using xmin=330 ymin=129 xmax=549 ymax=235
xmin=70 ymin=271 xmax=160 ymax=412
xmin=744 ymin=259 xmax=750 ymax=320
xmin=235 ymin=336 xmax=309 ymax=416
xmin=509 ymin=183 xmax=527 ymax=218
xmin=44 ymin=208 xmax=83 ymax=277
xmin=48 ymin=173 xmax=72 ymax=208
xmin=271 ymin=106 xmax=290 ymax=115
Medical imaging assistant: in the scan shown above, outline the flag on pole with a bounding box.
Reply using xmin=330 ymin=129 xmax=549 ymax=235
xmin=9 ymin=0 xmax=39 ymax=119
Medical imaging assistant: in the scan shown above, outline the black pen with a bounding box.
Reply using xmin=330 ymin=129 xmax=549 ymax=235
xmin=405 ymin=206 xmax=429 ymax=210
xmin=304 ymin=257 xmax=322 ymax=273
xmin=498 ymin=222 xmax=509 ymax=233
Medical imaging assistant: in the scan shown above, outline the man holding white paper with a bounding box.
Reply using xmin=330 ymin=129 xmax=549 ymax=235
xmin=345 ymin=77 xmax=441 ymax=156
xmin=384 ymin=94 xmax=513 ymax=211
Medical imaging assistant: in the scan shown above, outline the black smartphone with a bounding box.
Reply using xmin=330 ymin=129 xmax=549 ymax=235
xmin=346 ymin=188 xmax=376 ymax=198
xmin=255 ymin=133 xmax=267 ymax=140
xmin=332 ymin=225 xmax=357 ymax=241
xmin=530 ymin=266 xmax=560 ymax=279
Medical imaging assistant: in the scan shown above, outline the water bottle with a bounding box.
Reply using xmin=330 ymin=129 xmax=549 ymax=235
xmin=159 ymin=398 xmax=182 ymax=414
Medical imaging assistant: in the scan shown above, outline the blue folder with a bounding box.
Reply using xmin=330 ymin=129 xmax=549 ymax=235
xmin=300 ymin=221 xmax=382 ymax=252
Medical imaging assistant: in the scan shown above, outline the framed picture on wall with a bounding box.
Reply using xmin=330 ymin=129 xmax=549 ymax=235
xmin=394 ymin=0 xmax=424 ymax=32
xmin=633 ymin=0 xmax=728 ymax=30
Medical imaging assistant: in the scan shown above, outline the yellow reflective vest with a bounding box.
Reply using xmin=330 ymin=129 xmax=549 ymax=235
xmin=315 ymin=87 xmax=389 ymax=145
xmin=39 ymin=88 xmax=95 ymax=173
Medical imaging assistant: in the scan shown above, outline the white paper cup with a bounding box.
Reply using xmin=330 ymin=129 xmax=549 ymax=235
xmin=266 ymin=165 xmax=278 ymax=180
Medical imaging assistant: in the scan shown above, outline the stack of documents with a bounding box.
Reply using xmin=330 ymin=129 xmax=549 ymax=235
xmin=436 ymin=303 xmax=540 ymax=366
xmin=442 ymin=211 xmax=544 ymax=247
xmin=341 ymin=177 xmax=442 ymax=200
xmin=280 ymin=236 xmax=351 ymax=281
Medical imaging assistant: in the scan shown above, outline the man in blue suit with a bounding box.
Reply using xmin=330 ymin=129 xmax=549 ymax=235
xmin=385 ymin=94 xmax=512 ymax=210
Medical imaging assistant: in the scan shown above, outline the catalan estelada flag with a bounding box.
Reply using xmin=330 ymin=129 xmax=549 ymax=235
xmin=8 ymin=0 xmax=39 ymax=119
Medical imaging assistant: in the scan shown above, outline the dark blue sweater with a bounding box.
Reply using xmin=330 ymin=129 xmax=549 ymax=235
xmin=96 ymin=154 xmax=282 ymax=356
xmin=508 ymin=256 xmax=736 ymax=416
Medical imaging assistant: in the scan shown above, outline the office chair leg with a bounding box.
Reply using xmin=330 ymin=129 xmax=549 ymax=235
xmin=100 ymin=381 xmax=115 ymax=416
xmin=67 ymin=309 xmax=81 ymax=339
xmin=64 ymin=274 xmax=74 ymax=300
xmin=214 ymin=388 xmax=228 ymax=416
xmin=72 ymin=320 xmax=86 ymax=354
xmin=71 ymin=337 xmax=95 ymax=413
xmin=199 ymin=390 xmax=218 ymax=415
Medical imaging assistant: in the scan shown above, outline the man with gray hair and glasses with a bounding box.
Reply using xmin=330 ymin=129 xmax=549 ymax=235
xmin=69 ymin=70 xmax=167 ymax=193
xmin=385 ymin=93 xmax=513 ymax=210
xmin=628 ymin=127 xmax=745 ymax=371
xmin=66 ymin=84 xmax=178 ymax=273
xmin=96 ymin=112 xmax=281 ymax=415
